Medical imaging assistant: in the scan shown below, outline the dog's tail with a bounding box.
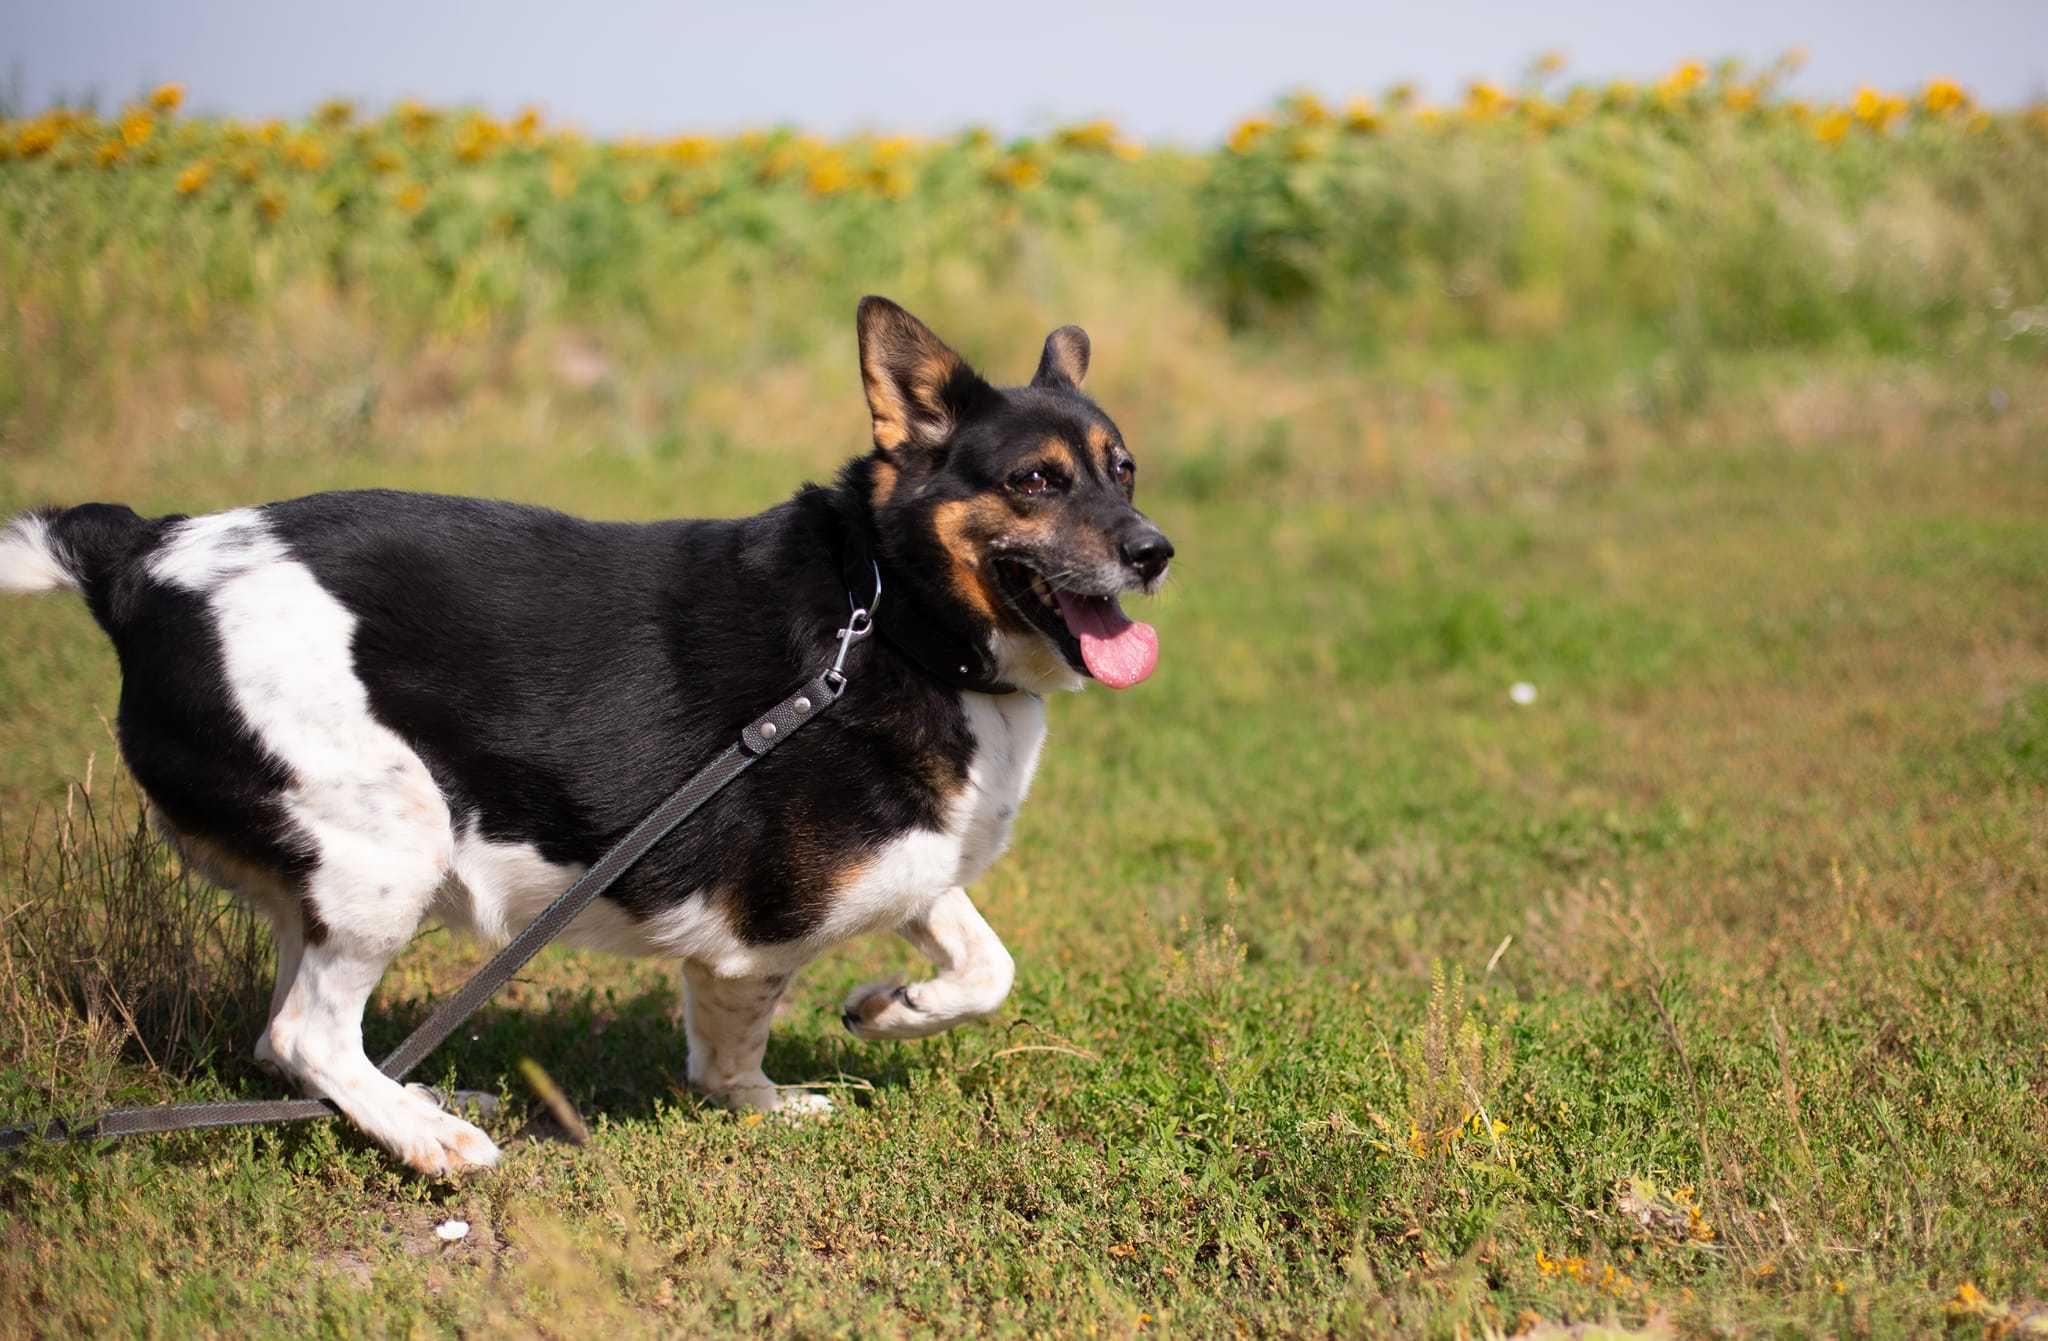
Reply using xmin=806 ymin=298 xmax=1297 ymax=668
xmin=1 ymin=504 xmax=151 ymax=602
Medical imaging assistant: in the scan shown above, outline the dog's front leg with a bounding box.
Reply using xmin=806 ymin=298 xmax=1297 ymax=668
xmin=680 ymin=960 xmax=830 ymax=1115
xmin=841 ymin=886 xmax=1015 ymax=1041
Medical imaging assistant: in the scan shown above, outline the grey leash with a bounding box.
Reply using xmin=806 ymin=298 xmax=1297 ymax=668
xmin=0 ymin=571 xmax=880 ymax=1154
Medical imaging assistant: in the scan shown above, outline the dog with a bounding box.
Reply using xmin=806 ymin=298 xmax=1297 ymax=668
xmin=0 ymin=298 xmax=1171 ymax=1174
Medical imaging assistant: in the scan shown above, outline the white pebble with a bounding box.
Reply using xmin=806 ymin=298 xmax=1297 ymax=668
xmin=1509 ymin=682 xmax=1538 ymax=706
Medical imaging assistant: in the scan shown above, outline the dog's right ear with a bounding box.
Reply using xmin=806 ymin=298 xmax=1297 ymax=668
xmin=857 ymin=297 xmax=989 ymax=454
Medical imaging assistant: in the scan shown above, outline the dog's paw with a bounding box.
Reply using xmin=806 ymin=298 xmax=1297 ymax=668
xmin=840 ymin=977 xmax=945 ymax=1041
xmin=393 ymin=1089 xmax=500 ymax=1178
xmin=774 ymin=1091 xmax=836 ymax=1120
xmin=692 ymin=1070 xmax=833 ymax=1118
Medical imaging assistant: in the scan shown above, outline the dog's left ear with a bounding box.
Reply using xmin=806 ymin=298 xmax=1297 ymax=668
xmin=1032 ymin=325 xmax=1090 ymax=390
xmin=857 ymin=296 xmax=990 ymax=454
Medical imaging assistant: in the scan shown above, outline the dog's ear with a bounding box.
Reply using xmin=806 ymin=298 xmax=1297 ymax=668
xmin=857 ymin=297 xmax=988 ymax=454
xmin=1031 ymin=324 xmax=1090 ymax=390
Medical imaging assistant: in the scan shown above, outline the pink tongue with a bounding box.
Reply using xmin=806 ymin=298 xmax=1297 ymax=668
xmin=1052 ymin=590 xmax=1160 ymax=688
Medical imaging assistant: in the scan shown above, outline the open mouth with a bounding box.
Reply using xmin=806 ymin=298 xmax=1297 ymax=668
xmin=993 ymin=558 xmax=1160 ymax=689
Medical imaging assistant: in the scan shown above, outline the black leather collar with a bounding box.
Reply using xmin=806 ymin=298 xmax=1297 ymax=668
xmin=836 ymin=521 xmax=1019 ymax=697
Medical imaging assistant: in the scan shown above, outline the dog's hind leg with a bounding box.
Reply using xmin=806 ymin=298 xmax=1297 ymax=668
xmin=250 ymin=895 xmax=306 ymax=1073
xmin=841 ymin=886 xmax=1015 ymax=1041
xmin=681 ymin=960 xmax=830 ymax=1116
xmin=266 ymin=856 xmax=498 ymax=1176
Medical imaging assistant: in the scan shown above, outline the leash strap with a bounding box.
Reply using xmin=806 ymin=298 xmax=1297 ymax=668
xmin=2 ymin=639 xmax=864 ymax=1151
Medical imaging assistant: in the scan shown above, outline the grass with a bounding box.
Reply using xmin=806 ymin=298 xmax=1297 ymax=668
xmin=2 ymin=82 xmax=2047 ymax=1337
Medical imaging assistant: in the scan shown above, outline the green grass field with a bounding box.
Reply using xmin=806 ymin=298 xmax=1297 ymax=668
xmin=4 ymin=75 xmax=2048 ymax=1339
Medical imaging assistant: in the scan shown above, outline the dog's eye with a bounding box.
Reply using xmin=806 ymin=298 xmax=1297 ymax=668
xmin=1113 ymin=458 xmax=1135 ymax=487
xmin=1009 ymin=468 xmax=1052 ymax=496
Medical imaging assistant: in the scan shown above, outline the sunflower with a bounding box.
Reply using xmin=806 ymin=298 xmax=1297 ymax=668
xmin=1226 ymin=117 xmax=1272 ymax=155
xmin=1921 ymin=79 xmax=1970 ymax=116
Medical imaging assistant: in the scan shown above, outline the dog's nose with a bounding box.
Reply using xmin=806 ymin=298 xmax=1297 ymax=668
xmin=1120 ymin=529 xmax=1174 ymax=583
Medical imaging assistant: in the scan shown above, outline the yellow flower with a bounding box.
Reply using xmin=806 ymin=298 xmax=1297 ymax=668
xmin=1722 ymin=84 xmax=1758 ymax=112
xmin=1226 ymin=116 xmax=1272 ymax=154
xmin=804 ymin=153 xmax=853 ymax=196
xmin=1520 ymin=95 xmax=1562 ymax=132
xmin=316 ymin=98 xmax=355 ymax=127
xmin=1284 ymin=91 xmax=1332 ymax=127
xmin=1055 ymin=119 xmax=1120 ymax=151
xmin=1602 ymin=80 xmax=1639 ymax=110
xmin=1814 ymin=108 xmax=1852 ymax=145
xmin=1944 ymin=1282 xmax=1988 ymax=1317
xmin=1922 ymin=79 xmax=1969 ymax=115
xmin=1464 ymin=81 xmax=1513 ymax=121
xmin=512 ymin=105 xmax=543 ymax=141
xmin=453 ymin=115 xmax=502 ymax=164
xmin=1342 ymin=97 xmax=1381 ymax=134
xmin=396 ymin=182 xmax=427 ymax=214
xmin=283 ymin=135 xmax=327 ymax=171
xmin=95 ymin=139 xmax=125 ymax=168
xmin=149 ymin=83 xmax=184 ymax=112
xmin=395 ymin=99 xmax=438 ymax=138
xmin=369 ymin=145 xmax=403 ymax=174
xmin=119 ymin=108 xmax=154 ymax=149
xmin=1852 ymin=86 xmax=1904 ymax=131
xmin=547 ymin=158 xmax=577 ymax=198
xmin=1655 ymin=60 xmax=1707 ymax=103
xmin=1533 ymin=50 xmax=1568 ymax=76
xmin=175 ymin=160 xmax=213 ymax=195
xmin=869 ymin=134 xmax=917 ymax=166
xmin=992 ymin=154 xmax=1044 ymax=190
xmin=619 ymin=176 xmax=653 ymax=204
xmin=255 ymin=187 xmax=286 ymax=221
xmin=663 ymin=134 xmax=718 ymax=165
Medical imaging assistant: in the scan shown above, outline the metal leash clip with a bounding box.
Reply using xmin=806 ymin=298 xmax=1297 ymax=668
xmin=826 ymin=560 xmax=882 ymax=690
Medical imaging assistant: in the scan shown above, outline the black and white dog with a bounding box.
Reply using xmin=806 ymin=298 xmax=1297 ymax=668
xmin=0 ymin=299 xmax=1171 ymax=1175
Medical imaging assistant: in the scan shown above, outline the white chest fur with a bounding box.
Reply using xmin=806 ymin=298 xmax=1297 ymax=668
xmin=796 ymin=690 xmax=1047 ymax=951
xmin=953 ymin=690 xmax=1048 ymax=881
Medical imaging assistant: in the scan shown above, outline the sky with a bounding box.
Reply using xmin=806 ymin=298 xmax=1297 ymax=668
xmin=9 ymin=0 xmax=2046 ymax=143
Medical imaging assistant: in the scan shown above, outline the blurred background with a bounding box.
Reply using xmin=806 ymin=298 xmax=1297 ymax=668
xmin=3 ymin=4 xmax=2047 ymax=1336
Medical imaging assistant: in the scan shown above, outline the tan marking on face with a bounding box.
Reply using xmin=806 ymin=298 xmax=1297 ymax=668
xmin=870 ymin=457 xmax=898 ymax=506
xmin=1038 ymin=438 xmax=1078 ymax=476
xmin=1085 ymin=424 xmax=1115 ymax=474
xmin=929 ymin=496 xmax=1013 ymax=622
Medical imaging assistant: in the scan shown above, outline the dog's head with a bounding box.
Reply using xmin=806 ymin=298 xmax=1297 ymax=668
xmin=850 ymin=296 xmax=1172 ymax=693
